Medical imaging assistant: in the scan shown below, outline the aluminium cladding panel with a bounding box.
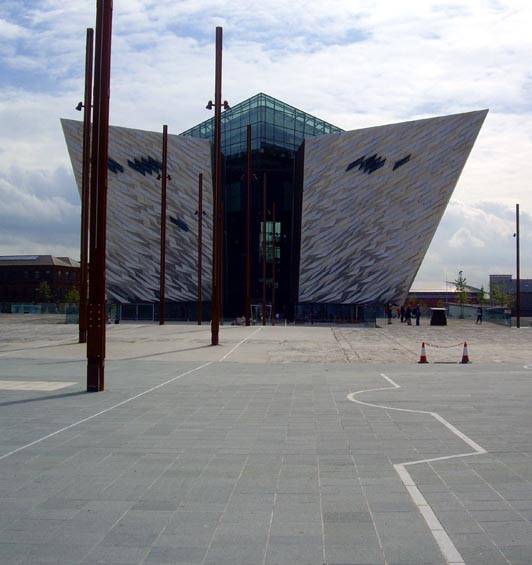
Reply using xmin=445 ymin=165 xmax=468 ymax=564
xmin=298 ymin=110 xmax=488 ymax=305
xmin=61 ymin=119 xmax=213 ymax=303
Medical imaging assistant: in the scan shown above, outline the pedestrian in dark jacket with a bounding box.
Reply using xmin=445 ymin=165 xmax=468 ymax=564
xmin=413 ymin=305 xmax=421 ymax=325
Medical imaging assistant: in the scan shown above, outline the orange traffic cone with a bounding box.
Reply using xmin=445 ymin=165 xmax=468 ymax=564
xmin=460 ymin=342 xmax=470 ymax=364
xmin=418 ymin=342 xmax=429 ymax=364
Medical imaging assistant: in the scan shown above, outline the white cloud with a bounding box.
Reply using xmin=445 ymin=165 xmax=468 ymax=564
xmin=448 ymin=228 xmax=485 ymax=249
xmin=412 ymin=200 xmax=532 ymax=289
xmin=1 ymin=0 xmax=532 ymax=286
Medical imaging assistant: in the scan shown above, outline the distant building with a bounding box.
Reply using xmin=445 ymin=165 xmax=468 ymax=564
xmin=407 ymin=290 xmax=458 ymax=308
xmin=0 ymin=255 xmax=80 ymax=306
xmin=490 ymin=274 xmax=532 ymax=316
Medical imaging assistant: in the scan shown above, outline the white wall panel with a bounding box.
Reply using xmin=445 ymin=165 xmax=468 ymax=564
xmin=299 ymin=110 xmax=487 ymax=304
xmin=62 ymin=119 xmax=213 ymax=303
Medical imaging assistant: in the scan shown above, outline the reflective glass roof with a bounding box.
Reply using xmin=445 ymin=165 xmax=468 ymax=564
xmin=180 ymin=92 xmax=343 ymax=157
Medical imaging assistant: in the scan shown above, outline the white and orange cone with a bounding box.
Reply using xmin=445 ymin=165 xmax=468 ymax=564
xmin=418 ymin=342 xmax=429 ymax=364
xmin=460 ymin=342 xmax=470 ymax=364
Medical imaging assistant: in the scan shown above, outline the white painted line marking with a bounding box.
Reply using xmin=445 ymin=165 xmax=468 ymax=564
xmin=0 ymin=324 xmax=260 ymax=462
xmin=432 ymin=413 xmax=487 ymax=454
xmin=0 ymin=362 xmax=213 ymax=462
xmin=347 ymin=372 xmax=487 ymax=565
xmin=220 ymin=326 xmax=263 ymax=361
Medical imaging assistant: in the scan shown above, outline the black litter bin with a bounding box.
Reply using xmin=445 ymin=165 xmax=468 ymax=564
xmin=430 ymin=307 xmax=447 ymax=326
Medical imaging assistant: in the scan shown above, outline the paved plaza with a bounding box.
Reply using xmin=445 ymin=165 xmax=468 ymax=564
xmin=1 ymin=315 xmax=532 ymax=564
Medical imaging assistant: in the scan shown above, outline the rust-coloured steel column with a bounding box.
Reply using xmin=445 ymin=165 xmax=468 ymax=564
xmin=271 ymin=201 xmax=276 ymax=326
xmin=211 ymin=26 xmax=223 ymax=345
xmin=245 ymin=125 xmax=252 ymax=326
xmin=516 ymin=203 xmax=521 ymax=329
xmin=197 ymin=173 xmax=203 ymax=325
xmin=79 ymin=28 xmax=94 ymax=344
xmin=262 ymin=172 xmax=267 ymax=326
xmin=87 ymin=0 xmax=113 ymax=392
xmin=159 ymin=125 xmax=169 ymax=325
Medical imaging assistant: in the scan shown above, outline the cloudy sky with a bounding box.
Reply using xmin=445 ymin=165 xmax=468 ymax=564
xmin=1 ymin=0 xmax=531 ymax=291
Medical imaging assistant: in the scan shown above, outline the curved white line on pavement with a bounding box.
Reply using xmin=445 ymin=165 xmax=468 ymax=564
xmin=347 ymin=373 xmax=487 ymax=565
xmin=220 ymin=326 xmax=263 ymax=361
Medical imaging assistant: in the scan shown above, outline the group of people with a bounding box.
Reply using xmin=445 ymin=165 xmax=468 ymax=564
xmin=385 ymin=303 xmax=421 ymax=326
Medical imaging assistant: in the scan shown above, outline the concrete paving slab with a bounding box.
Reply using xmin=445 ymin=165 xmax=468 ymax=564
xmin=1 ymin=317 xmax=532 ymax=563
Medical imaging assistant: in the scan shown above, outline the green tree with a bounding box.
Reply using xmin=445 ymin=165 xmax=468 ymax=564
xmin=65 ymin=287 xmax=80 ymax=303
xmin=37 ymin=281 xmax=52 ymax=302
xmin=491 ymin=282 xmax=514 ymax=307
xmin=477 ymin=285 xmax=490 ymax=305
xmin=453 ymin=270 xmax=469 ymax=318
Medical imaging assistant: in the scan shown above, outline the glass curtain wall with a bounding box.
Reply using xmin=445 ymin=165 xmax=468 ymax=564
xmin=181 ymin=93 xmax=342 ymax=320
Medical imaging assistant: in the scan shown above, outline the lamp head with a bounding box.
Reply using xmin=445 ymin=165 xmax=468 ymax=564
xmin=75 ymin=102 xmax=83 ymax=111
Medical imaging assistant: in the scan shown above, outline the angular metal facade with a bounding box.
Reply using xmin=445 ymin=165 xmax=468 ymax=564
xmin=61 ymin=119 xmax=213 ymax=303
xmin=298 ymin=110 xmax=488 ymax=305
xmin=62 ymin=95 xmax=487 ymax=316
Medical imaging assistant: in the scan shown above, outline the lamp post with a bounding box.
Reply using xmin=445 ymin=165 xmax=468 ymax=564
xmin=77 ymin=28 xmax=94 ymax=344
xmin=87 ymin=0 xmax=112 ymax=392
xmin=158 ymin=125 xmax=171 ymax=325
xmin=515 ymin=203 xmax=521 ymax=328
xmin=206 ymin=26 xmax=229 ymax=345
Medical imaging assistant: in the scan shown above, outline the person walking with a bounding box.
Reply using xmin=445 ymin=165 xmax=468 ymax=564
xmin=476 ymin=306 xmax=483 ymax=324
xmin=413 ymin=304 xmax=421 ymax=326
xmin=386 ymin=303 xmax=393 ymax=324
xmin=405 ymin=305 xmax=412 ymax=325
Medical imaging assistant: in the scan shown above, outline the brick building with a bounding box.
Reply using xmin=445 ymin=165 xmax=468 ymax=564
xmin=0 ymin=255 xmax=80 ymax=305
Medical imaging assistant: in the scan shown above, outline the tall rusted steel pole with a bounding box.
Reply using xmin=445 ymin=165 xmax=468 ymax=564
xmin=516 ymin=203 xmax=521 ymax=329
xmin=197 ymin=173 xmax=203 ymax=325
xmin=271 ymin=201 xmax=276 ymax=326
xmin=79 ymin=28 xmax=94 ymax=344
xmin=87 ymin=0 xmax=112 ymax=392
xmin=245 ymin=125 xmax=252 ymax=326
xmin=159 ymin=125 xmax=169 ymax=325
xmin=211 ymin=27 xmax=223 ymax=345
xmin=262 ymin=172 xmax=267 ymax=326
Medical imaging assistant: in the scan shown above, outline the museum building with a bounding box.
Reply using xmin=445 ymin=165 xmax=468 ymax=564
xmin=62 ymin=93 xmax=487 ymax=322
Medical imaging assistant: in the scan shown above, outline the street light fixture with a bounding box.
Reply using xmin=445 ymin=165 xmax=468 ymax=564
xmin=206 ymin=100 xmax=230 ymax=110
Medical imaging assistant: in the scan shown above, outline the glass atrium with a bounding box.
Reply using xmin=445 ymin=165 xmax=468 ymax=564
xmin=181 ymin=93 xmax=343 ymax=320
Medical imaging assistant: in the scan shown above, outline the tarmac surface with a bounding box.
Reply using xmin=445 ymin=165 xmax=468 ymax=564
xmin=1 ymin=314 xmax=532 ymax=564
